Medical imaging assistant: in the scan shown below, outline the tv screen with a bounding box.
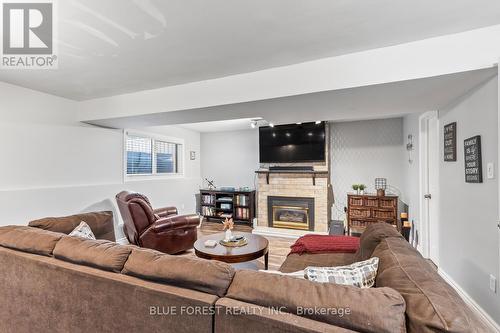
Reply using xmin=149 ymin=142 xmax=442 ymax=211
xmin=259 ymin=122 xmax=326 ymax=163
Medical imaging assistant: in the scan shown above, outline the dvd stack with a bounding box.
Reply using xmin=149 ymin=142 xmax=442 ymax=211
xmin=202 ymin=194 xmax=215 ymax=205
xmin=202 ymin=206 xmax=215 ymax=217
xmin=236 ymin=207 xmax=249 ymax=220
xmin=236 ymin=194 xmax=248 ymax=206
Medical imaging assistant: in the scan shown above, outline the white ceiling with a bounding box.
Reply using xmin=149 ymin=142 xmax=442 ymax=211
xmin=1 ymin=0 xmax=500 ymax=100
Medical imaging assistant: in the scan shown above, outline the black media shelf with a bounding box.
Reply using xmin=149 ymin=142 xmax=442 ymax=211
xmin=200 ymin=189 xmax=255 ymax=226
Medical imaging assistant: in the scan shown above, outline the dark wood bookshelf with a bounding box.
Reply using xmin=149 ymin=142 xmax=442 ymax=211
xmin=200 ymin=189 xmax=256 ymax=226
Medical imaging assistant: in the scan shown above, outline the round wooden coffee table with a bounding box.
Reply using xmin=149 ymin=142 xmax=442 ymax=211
xmin=194 ymin=232 xmax=269 ymax=270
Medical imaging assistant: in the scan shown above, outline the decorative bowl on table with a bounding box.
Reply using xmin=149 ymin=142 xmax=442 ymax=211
xmin=220 ymin=235 xmax=248 ymax=247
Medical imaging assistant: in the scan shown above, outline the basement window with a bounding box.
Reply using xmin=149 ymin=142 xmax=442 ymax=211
xmin=125 ymin=131 xmax=184 ymax=179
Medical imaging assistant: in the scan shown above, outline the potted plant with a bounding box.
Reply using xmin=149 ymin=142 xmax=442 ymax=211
xmin=352 ymin=184 xmax=360 ymax=195
xmin=359 ymin=184 xmax=366 ymax=195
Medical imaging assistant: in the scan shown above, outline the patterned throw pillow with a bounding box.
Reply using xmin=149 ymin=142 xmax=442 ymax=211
xmin=68 ymin=221 xmax=96 ymax=240
xmin=304 ymin=257 xmax=379 ymax=288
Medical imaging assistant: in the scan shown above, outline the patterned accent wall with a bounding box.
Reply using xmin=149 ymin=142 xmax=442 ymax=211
xmin=330 ymin=118 xmax=405 ymax=221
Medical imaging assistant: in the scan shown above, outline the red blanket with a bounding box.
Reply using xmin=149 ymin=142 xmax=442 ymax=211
xmin=289 ymin=234 xmax=360 ymax=255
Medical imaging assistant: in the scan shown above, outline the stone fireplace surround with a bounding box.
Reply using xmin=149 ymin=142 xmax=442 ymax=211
xmin=254 ymin=123 xmax=331 ymax=236
xmin=255 ymin=170 xmax=331 ymax=235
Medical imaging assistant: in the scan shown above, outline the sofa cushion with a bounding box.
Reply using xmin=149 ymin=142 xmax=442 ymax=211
xmin=226 ymin=270 xmax=406 ymax=333
xmin=279 ymin=252 xmax=356 ymax=273
xmin=122 ymin=248 xmax=235 ymax=297
xmin=373 ymin=237 xmax=488 ymax=333
xmin=53 ymin=236 xmax=131 ymax=272
xmin=29 ymin=211 xmax=115 ymax=241
xmin=354 ymin=222 xmax=403 ymax=261
xmin=215 ymin=298 xmax=360 ymax=333
xmin=0 ymin=226 xmax=64 ymax=256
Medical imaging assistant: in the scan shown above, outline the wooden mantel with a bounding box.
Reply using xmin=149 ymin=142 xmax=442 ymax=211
xmin=255 ymin=170 xmax=329 ymax=186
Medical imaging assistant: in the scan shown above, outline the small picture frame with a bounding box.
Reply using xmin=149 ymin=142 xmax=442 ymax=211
xmin=443 ymin=122 xmax=457 ymax=162
xmin=190 ymin=151 xmax=196 ymax=160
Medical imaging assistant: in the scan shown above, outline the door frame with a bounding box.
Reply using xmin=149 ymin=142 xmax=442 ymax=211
xmin=497 ymin=69 xmax=500 ymax=281
xmin=419 ymin=110 xmax=440 ymax=265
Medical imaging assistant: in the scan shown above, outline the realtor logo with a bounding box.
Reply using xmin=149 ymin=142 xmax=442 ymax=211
xmin=1 ymin=0 xmax=57 ymax=69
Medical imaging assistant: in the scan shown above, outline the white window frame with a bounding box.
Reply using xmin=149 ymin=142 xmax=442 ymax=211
xmin=123 ymin=130 xmax=185 ymax=182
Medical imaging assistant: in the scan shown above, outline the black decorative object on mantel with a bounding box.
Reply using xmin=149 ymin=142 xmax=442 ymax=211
xmin=444 ymin=122 xmax=457 ymax=161
xmin=464 ymin=135 xmax=482 ymax=183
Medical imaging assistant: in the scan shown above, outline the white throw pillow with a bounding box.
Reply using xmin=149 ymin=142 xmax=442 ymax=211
xmin=69 ymin=221 xmax=96 ymax=240
xmin=304 ymin=257 xmax=379 ymax=288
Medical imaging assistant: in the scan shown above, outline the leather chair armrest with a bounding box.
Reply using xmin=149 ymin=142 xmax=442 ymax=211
xmin=153 ymin=206 xmax=178 ymax=218
xmin=151 ymin=214 xmax=200 ymax=233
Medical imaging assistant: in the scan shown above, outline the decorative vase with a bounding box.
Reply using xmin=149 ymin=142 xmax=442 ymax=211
xmin=356 ymin=189 xmax=360 ymax=195
xmin=225 ymin=229 xmax=232 ymax=242
xmin=360 ymin=190 xmax=364 ymax=195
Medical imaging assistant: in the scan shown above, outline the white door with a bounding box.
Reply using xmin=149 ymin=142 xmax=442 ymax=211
xmin=419 ymin=111 xmax=440 ymax=266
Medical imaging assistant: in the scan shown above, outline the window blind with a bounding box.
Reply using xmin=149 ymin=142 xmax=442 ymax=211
xmin=126 ymin=136 xmax=152 ymax=174
xmin=155 ymin=140 xmax=178 ymax=174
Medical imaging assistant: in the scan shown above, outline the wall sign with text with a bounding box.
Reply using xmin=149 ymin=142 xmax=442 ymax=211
xmin=443 ymin=122 xmax=457 ymax=161
xmin=464 ymin=135 xmax=482 ymax=183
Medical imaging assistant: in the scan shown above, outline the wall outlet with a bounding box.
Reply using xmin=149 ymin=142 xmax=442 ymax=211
xmin=487 ymin=162 xmax=495 ymax=179
xmin=490 ymin=274 xmax=497 ymax=293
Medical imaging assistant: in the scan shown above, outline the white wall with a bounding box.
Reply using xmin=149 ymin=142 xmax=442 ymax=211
xmin=330 ymin=119 xmax=406 ymax=220
xmin=437 ymin=76 xmax=500 ymax=322
xmin=0 ymin=83 xmax=201 ymax=241
xmin=0 ymin=81 xmax=77 ymax=125
xmin=201 ymin=129 xmax=259 ymax=189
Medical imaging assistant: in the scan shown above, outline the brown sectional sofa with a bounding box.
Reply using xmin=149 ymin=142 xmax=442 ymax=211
xmin=0 ymin=223 xmax=490 ymax=333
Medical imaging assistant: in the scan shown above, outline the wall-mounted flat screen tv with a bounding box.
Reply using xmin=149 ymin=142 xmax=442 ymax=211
xmin=259 ymin=121 xmax=326 ymax=163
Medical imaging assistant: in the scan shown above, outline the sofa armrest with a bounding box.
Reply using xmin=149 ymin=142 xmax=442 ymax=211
xmin=151 ymin=215 xmax=200 ymax=233
xmin=153 ymin=206 xmax=178 ymax=218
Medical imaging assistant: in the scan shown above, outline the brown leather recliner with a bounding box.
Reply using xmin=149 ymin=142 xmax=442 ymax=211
xmin=116 ymin=191 xmax=199 ymax=254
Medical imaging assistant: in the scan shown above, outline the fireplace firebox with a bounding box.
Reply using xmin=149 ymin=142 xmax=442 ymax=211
xmin=268 ymin=196 xmax=314 ymax=231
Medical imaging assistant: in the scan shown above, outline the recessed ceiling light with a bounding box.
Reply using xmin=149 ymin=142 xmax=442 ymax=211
xmin=269 ymin=123 xmax=275 ymax=128
xmin=296 ymin=122 xmax=302 ymax=125
xmin=315 ymin=121 xmax=321 ymax=124
xmin=286 ymin=132 xmax=291 ymax=137
xmin=308 ymin=132 xmax=313 ymax=136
